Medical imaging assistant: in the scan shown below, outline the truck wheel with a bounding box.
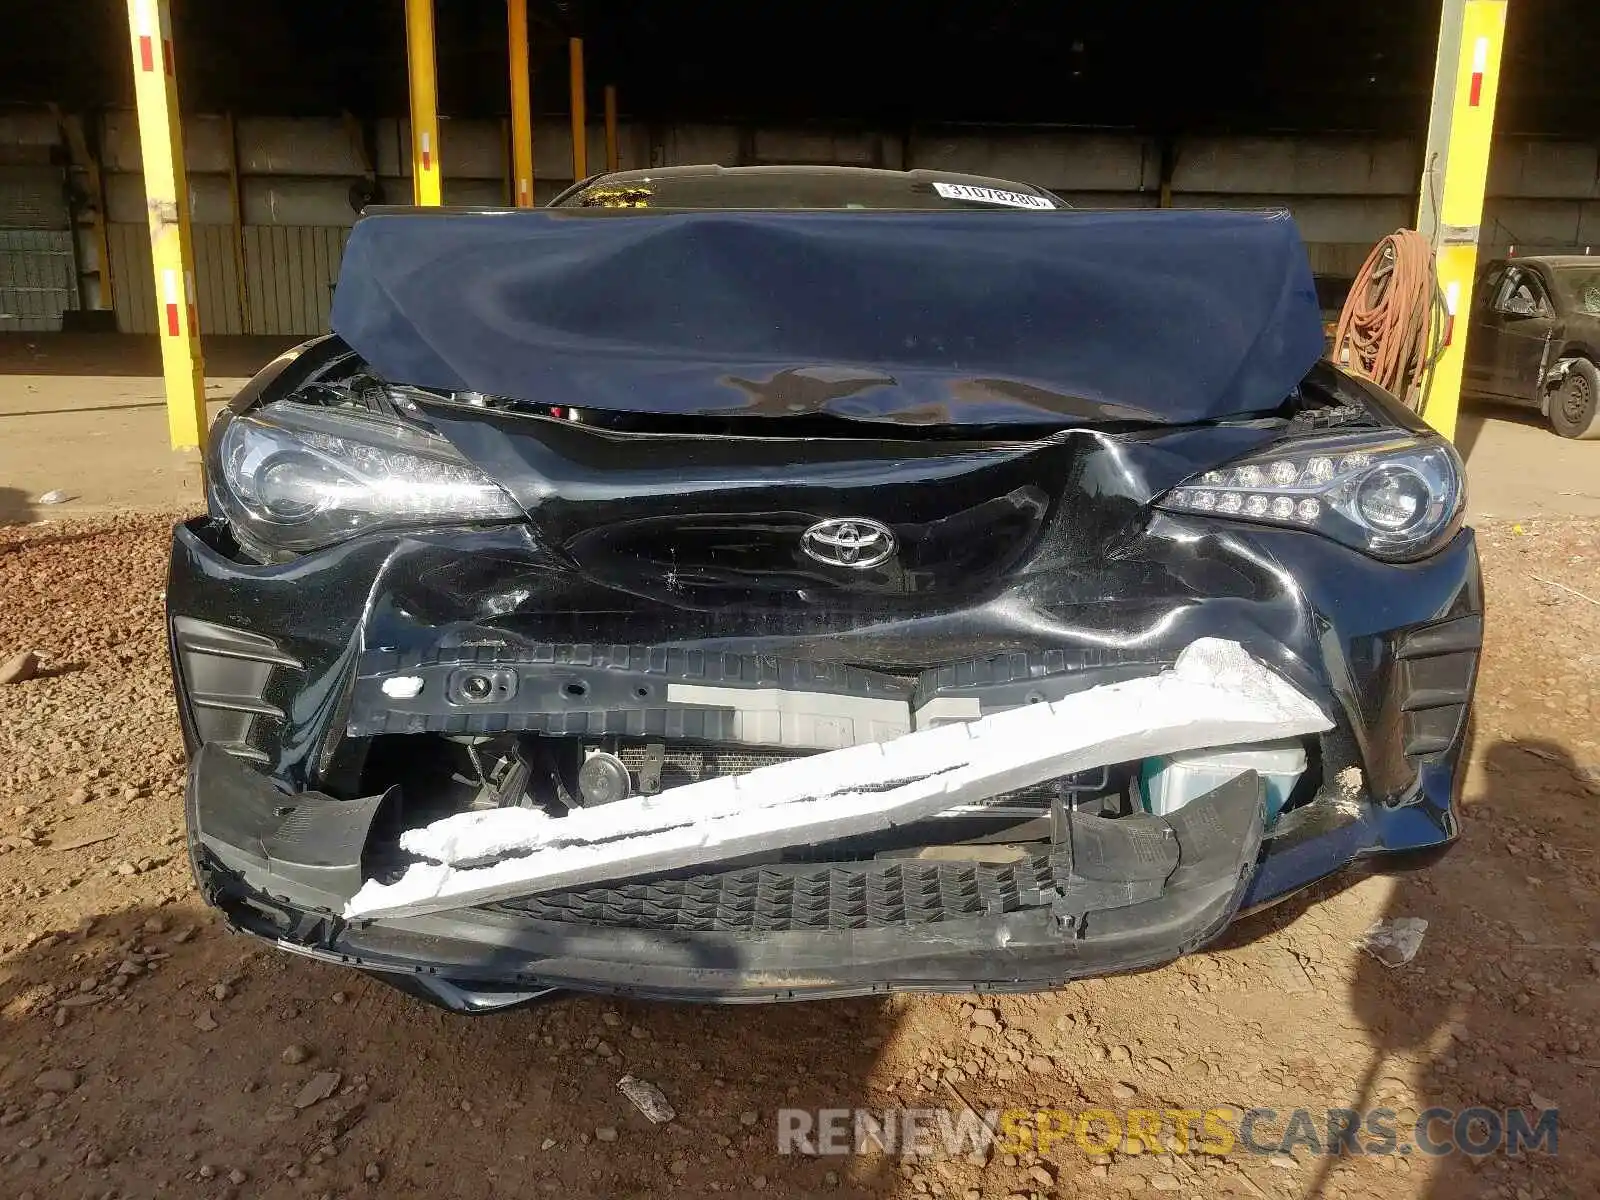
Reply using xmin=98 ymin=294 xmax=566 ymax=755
xmin=1550 ymin=358 xmax=1600 ymax=439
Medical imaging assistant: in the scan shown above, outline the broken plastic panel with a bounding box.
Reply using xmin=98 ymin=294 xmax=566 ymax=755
xmin=344 ymin=638 xmax=1332 ymax=920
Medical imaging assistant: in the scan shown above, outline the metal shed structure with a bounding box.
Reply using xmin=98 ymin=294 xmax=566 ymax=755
xmin=0 ymin=0 xmax=1542 ymax=448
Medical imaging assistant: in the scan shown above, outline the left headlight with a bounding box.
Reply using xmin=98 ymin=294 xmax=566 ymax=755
xmin=1156 ymin=430 xmax=1465 ymax=561
xmin=213 ymin=400 xmax=523 ymax=557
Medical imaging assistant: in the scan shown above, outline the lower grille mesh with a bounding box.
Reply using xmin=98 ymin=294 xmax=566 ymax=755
xmin=613 ymin=743 xmax=798 ymax=790
xmin=487 ymin=842 xmax=1166 ymax=934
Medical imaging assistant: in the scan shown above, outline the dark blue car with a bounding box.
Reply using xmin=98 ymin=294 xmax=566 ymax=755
xmin=168 ymin=165 xmax=1479 ymax=1010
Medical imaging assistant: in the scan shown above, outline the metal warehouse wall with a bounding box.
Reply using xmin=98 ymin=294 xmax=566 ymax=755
xmin=100 ymin=113 xmax=443 ymax=336
xmin=1 ymin=111 xmax=1597 ymax=336
xmin=0 ymin=111 xmax=79 ymax=331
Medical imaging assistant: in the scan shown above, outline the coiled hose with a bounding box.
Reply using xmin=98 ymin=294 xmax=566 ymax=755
xmin=1331 ymin=229 xmax=1450 ymax=413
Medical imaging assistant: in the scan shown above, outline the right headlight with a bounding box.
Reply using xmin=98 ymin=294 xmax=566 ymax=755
xmin=213 ymin=400 xmax=523 ymax=558
xmin=1156 ymin=430 xmax=1465 ymax=561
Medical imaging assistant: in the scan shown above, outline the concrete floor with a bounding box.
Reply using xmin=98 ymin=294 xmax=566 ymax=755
xmin=0 ymin=335 xmax=297 ymax=524
xmin=0 ymin=333 xmax=1595 ymax=524
xmin=1455 ymin=403 xmax=1600 ymax=519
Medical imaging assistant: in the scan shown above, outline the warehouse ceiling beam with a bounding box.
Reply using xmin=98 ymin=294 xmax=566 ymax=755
xmin=1416 ymin=0 xmax=1508 ymax=442
xmin=405 ymin=0 xmax=442 ymax=205
xmin=123 ymin=0 xmax=207 ymax=457
xmin=508 ymin=0 xmax=535 ymax=206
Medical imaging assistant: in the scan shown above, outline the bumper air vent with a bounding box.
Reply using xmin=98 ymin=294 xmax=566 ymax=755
xmin=171 ymin=616 xmax=302 ymax=764
xmin=1395 ymin=614 xmax=1481 ymax=761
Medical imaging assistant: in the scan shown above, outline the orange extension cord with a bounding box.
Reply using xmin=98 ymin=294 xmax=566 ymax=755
xmin=1331 ymin=229 xmax=1448 ymax=411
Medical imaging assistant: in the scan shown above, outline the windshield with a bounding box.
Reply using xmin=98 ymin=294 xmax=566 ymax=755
xmin=1555 ymin=265 xmax=1600 ymax=315
xmin=560 ymin=171 xmax=1062 ymax=212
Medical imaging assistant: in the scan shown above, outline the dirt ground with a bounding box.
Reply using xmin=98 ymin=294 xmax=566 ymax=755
xmin=1 ymin=337 xmax=1599 ymax=1199
xmin=0 ymin=335 xmax=296 ymax=524
xmin=0 ymin=511 xmax=1596 ymax=1200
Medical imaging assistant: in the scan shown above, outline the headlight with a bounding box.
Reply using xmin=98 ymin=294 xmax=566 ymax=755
xmin=1156 ymin=431 xmax=1465 ymax=560
xmin=213 ymin=400 xmax=523 ymax=557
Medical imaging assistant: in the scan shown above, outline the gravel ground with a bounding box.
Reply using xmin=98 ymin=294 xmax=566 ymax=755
xmin=1 ymin=512 xmax=1597 ymax=1200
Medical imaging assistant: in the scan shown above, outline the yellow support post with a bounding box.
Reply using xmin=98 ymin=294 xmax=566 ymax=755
xmin=1415 ymin=0 xmax=1508 ymax=442
xmin=124 ymin=0 xmax=206 ymax=454
xmin=604 ymin=84 xmax=619 ymax=172
xmin=507 ymin=0 xmax=534 ymax=206
xmin=405 ymin=0 xmax=442 ymax=206
xmin=569 ymin=37 xmax=587 ymax=181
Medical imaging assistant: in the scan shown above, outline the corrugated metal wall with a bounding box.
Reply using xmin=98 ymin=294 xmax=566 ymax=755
xmin=0 ymin=228 xmax=76 ymax=331
xmin=242 ymin=225 xmax=348 ymax=335
xmin=97 ymin=111 xmax=365 ymax=336
xmin=106 ymin=222 xmax=343 ymax=336
xmin=90 ymin=113 xmax=514 ymax=335
xmin=0 ymin=163 xmax=77 ymax=331
xmin=107 ymin=223 xmax=247 ymax=335
xmin=4 ymin=108 xmax=1600 ymax=334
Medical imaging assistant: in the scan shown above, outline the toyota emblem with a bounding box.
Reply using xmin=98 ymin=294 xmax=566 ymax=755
xmin=801 ymin=517 xmax=897 ymax=569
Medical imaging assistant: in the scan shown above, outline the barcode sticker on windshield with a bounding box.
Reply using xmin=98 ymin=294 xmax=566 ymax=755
xmin=932 ymin=182 xmax=1055 ymax=210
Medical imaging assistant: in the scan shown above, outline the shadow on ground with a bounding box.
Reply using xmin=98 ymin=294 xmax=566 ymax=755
xmin=0 ymin=895 xmax=907 ymax=1199
xmin=0 ymin=334 xmax=300 ymax=379
xmin=0 ymin=487 xmax=36 ymax=526
xmin=1455 ymin=402 xmax=1549 ymax=463
xmin=1314 ymin=733 xmax=1597 ymax=1199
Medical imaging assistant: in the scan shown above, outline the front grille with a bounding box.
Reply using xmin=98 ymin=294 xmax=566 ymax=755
xmin=490 ymin=846 xmax=1155 ymax=933
xmin=612 ymin=742 xmax=798 ymax=790
xmin=489 ymin=796 xmax=1184 ymax=933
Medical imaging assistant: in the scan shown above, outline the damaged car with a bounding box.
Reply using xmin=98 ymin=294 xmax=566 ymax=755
xmin=1464 ymin=255 xmax=1600 ymax=439
xmin=170 ymin=164 xmax=1482 ymax=1011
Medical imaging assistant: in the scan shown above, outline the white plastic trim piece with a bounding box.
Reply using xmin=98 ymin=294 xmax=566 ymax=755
xmin=344 ymin=638 xmax=1332 ymax=920
xmin=663 ymin=682 xmax=910 ymax=747
xmin=380 ymin=675 xmax=425 ymax=699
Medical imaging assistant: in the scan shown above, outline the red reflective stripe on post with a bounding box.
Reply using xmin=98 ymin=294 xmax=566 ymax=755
xmin=1469 ymin=36 xmax=1488 ymax=107
xmin=139 ymin=35 xmax=154 ymax=71
xmin=1469 ymin=74 xmax=1483 ymax=106
xmin=163 ymin=38 xmax=174 ymax=75
xmin=162 ymin=269 xmax=180 ymax=336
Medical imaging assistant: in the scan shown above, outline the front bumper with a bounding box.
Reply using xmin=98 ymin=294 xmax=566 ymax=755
xmin=185 ymin=733 xmax=1459 ymax=1009
xmin=191 ymin=739 xmax=1281 ymax=1005
xmin=170 ymin=514 xmax=1480 ymax=1010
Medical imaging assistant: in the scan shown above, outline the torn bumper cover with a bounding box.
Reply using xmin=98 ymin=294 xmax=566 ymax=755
xmin=342 ymin=639 xmax=1329 ymax=918
xmin=180 ymin=624 xmax=1467 ymax=1006
xmin=170 ymin=467 xmax=1482 ymax=1007
xmin=188 ymin=741 xmax=1270 ymax=1004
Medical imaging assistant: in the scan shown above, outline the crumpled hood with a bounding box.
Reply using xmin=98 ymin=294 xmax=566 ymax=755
xmin=330 ymin=205 xmax=1326 ymax=427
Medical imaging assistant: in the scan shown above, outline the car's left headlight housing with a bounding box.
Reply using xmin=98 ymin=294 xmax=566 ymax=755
xmin=213 ymin=400 xmax=523 ymax=558
xmin=1156 ymin=430 xmax=1465 ymax=561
